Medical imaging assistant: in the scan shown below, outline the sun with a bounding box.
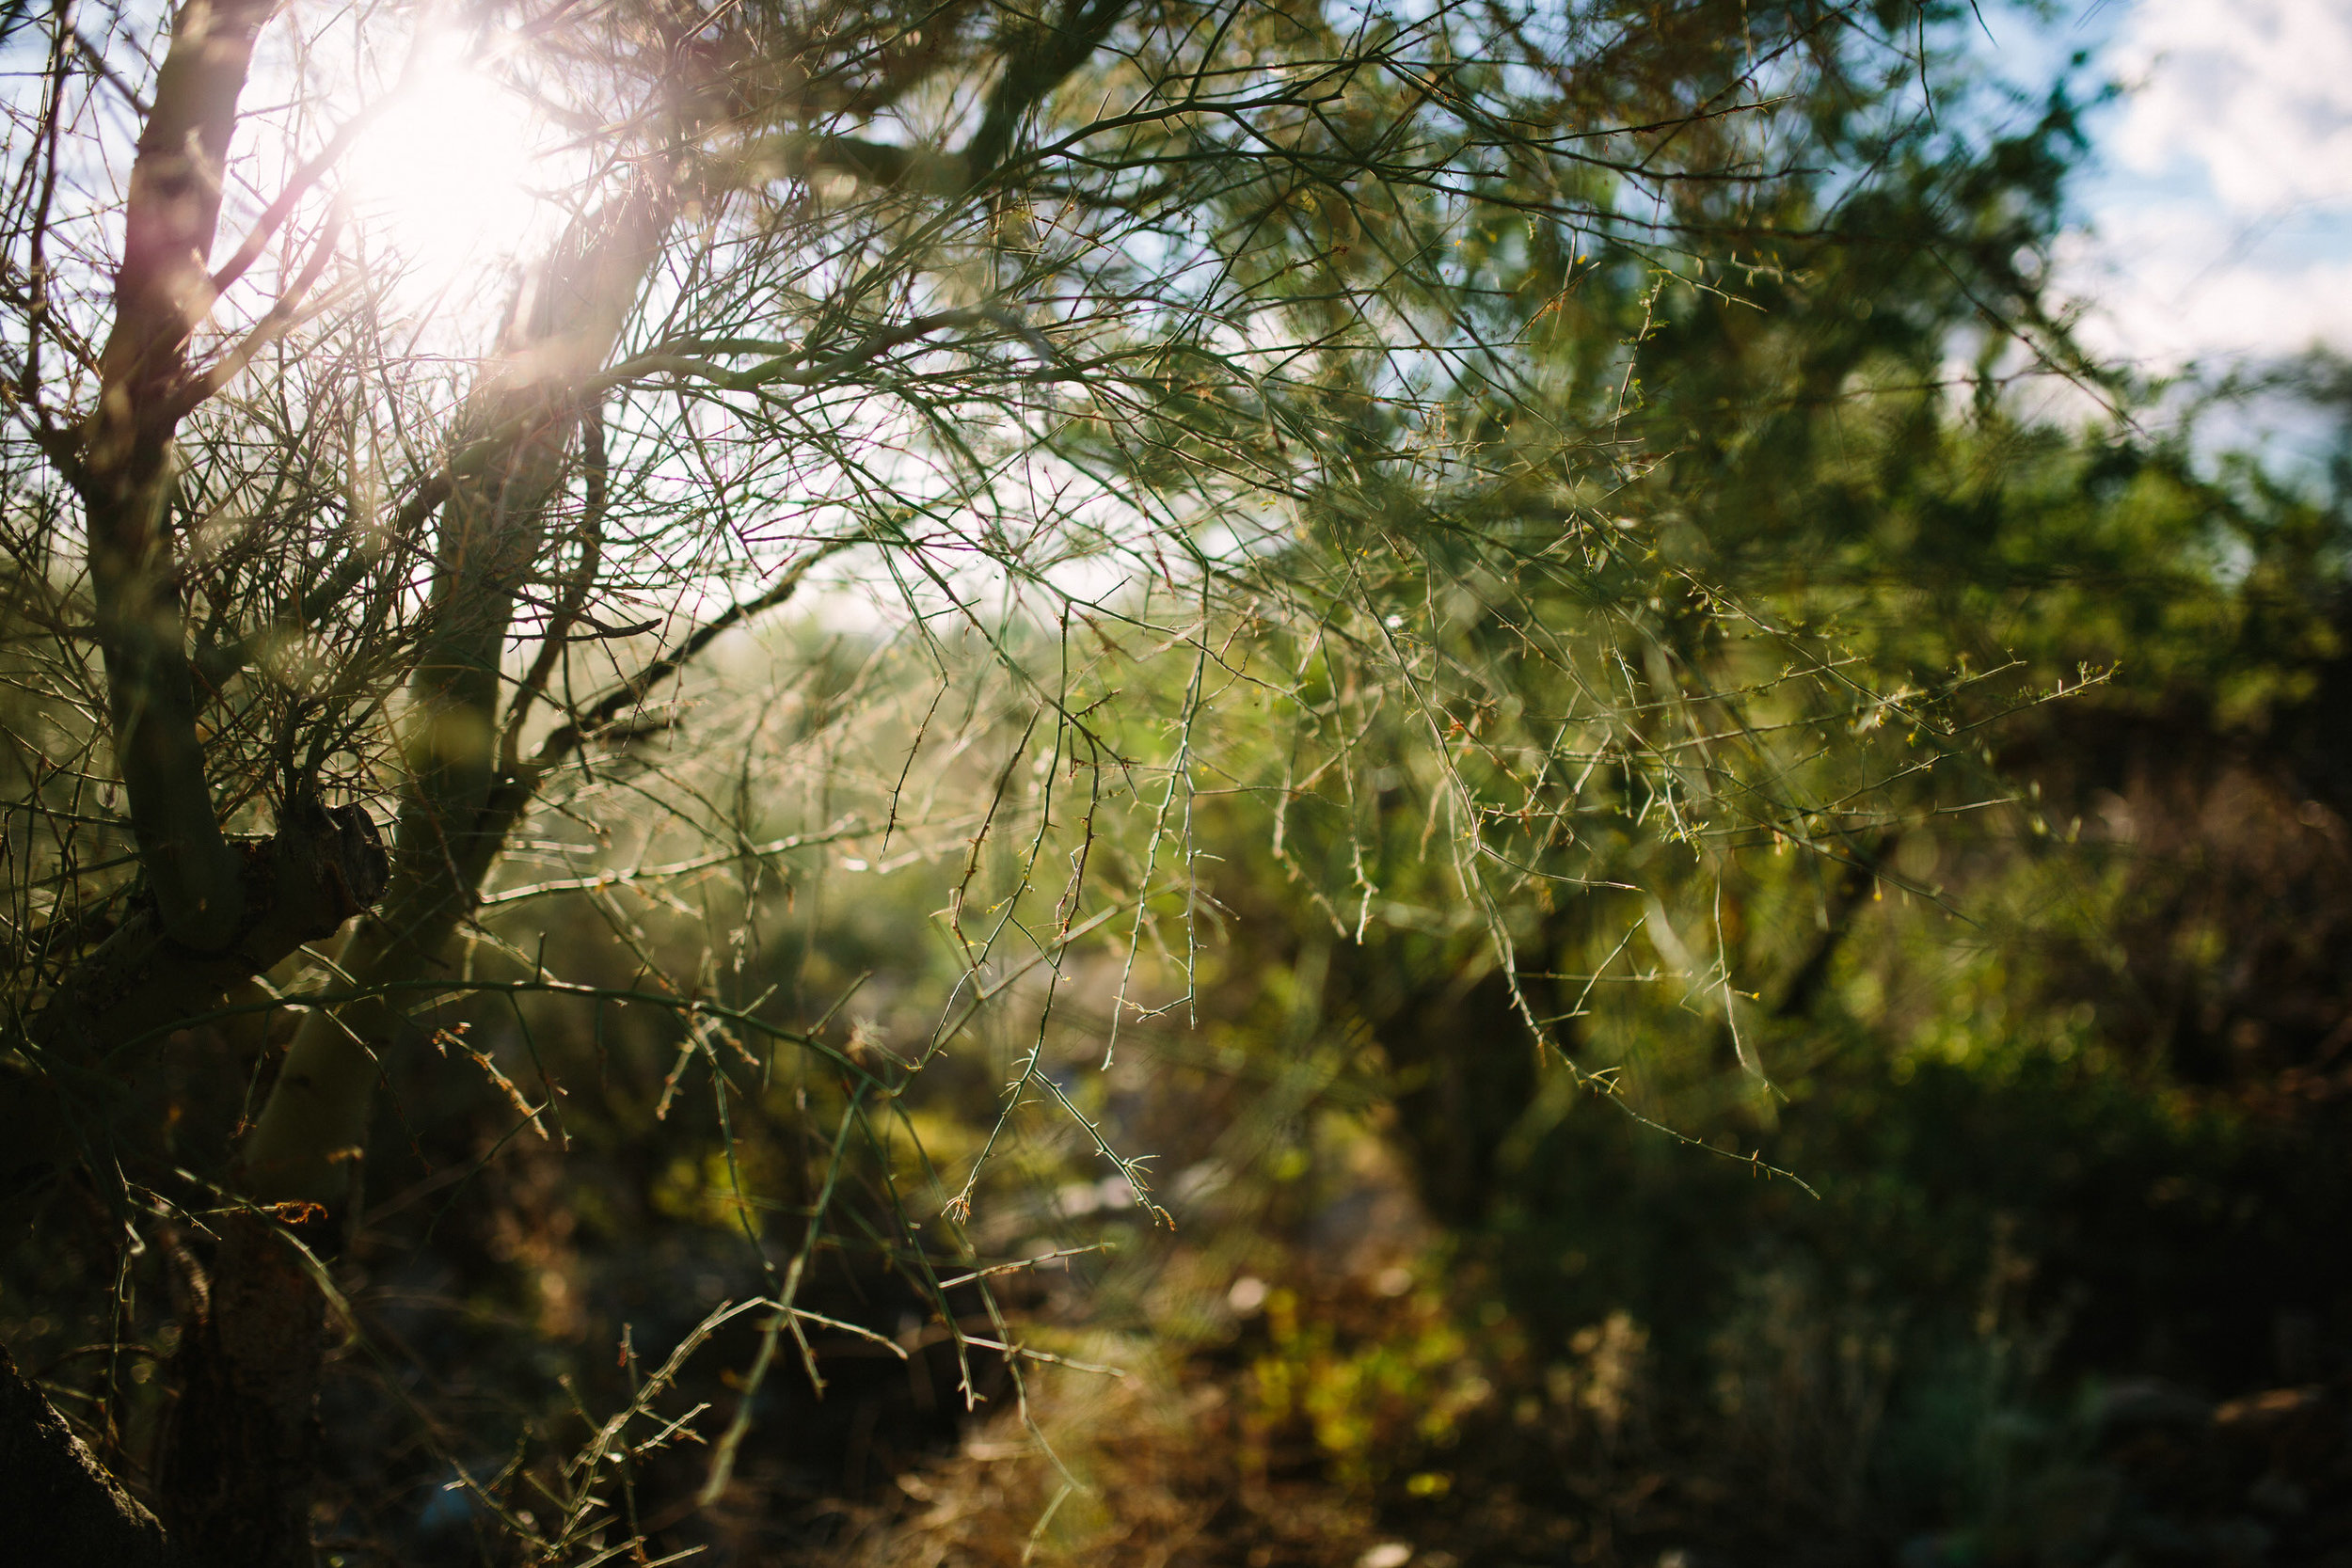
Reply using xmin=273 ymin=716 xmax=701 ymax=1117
xmin=344 ymin=43 xmax=555 ymax=299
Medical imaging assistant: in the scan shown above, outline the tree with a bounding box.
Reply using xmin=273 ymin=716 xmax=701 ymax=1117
xmin=0 ymin=0 xmax=1990 ymax=1560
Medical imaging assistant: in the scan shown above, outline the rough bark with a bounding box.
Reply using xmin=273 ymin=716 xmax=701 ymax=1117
xmin=0 ymin=1341 xmax=180 ymax=1568
xmin=155 ymin=1212 xmax=327 ymax=1568
xmin=33 ymin=801 xmax=388 ymax=1059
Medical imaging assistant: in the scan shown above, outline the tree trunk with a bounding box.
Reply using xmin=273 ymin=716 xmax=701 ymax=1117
xmin=22 ymin=6 xmax=358 ymax=1555
xmin=236 ymin=176 xmax=676 ymax=1210
xmin=33 ymin=802 xmax=387 ymax=1060
xmin=155 ymin=181 xmax=677 ymax=1563
xmin=154 ymin=1212 xmax=326 ymax=1568
xmin=32 ymin=0 xmax=400 ymax=1067
xmin=0 ymin=1341 xmax=179 ymax=1568
xmin=77 ymin=0 xmax=278 ymax=957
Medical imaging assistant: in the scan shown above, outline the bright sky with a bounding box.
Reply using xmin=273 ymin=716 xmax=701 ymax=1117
xmin=342 ymin=40 xmax=550 ymax=293
xmin=2046 ymin=0 xmax=2352 ymax=374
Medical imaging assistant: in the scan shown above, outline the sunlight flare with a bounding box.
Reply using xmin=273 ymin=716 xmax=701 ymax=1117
xmin=344 ymin=40 xmax=552 ymax=296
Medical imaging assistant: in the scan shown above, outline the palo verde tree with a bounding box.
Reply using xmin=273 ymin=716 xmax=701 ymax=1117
xmin=0 ymin=0 xmax=1995 ymax=1561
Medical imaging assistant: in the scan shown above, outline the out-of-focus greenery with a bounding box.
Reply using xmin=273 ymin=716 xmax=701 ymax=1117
xmin=797 ymin=34 xmax=2352 ymax=1551
xmin=1143 ymin=40 xmax=2352 ymax=1568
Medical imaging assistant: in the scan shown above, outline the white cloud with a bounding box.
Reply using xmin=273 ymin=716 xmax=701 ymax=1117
xmin=2108 ymin=0 xmax=2352 ymax=212
xmin=2054 ymin=0 xmax=2352 ymax=368
xmin=2064 ymin=244 xmax=2352 ymax=371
